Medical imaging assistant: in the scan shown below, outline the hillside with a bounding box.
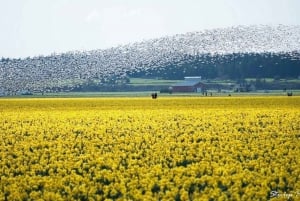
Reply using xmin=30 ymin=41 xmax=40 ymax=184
xmin=1 ymin=25 xmax=300 ymax=94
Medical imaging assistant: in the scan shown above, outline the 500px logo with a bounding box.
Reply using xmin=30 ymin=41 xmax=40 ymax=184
xmin=270 ymin=190 xmax=300 ymax=200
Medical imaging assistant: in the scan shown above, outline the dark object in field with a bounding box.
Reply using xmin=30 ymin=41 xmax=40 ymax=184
xmin=287 ymin=92 xmax=293 ymax=96
xmin=151 ymin=93 xmax=158 ymax=99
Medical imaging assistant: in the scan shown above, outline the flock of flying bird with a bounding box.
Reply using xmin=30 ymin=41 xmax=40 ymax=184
xmin=0 ymin=25 xmax=299 ymax=95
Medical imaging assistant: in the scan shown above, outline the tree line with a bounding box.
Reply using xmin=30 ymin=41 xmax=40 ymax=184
xmin=129 ymin=52 xmax=300 ymax=80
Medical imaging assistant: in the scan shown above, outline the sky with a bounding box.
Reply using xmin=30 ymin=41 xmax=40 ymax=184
xmin=1 ymin=0 xmax=300 ymax=58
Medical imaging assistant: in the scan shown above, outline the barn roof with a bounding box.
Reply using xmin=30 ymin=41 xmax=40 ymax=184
xmin=172 ymin=80 xmax=202 ymax=87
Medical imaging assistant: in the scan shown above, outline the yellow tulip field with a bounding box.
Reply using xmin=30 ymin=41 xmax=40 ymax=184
xmin=0 ymin=97 xmax=299 ymax=201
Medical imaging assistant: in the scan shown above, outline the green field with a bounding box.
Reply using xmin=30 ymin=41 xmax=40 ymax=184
xmin=1 ymin=90 xmax=299 ymax=99
xmin=1 ymin=77 xmax=299 ymax=98
xmin=128 ymin=78 xmax=181 ymax=86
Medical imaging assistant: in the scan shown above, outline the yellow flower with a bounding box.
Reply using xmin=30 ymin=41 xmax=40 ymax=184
xmin=0 ymin=97 xmax=299 ymax=200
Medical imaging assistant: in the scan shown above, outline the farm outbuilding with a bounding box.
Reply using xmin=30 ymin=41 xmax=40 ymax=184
xmin=171 ymin=76 xmax=206 ymax=93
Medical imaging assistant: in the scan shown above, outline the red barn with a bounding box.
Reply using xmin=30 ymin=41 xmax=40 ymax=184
xmin=171 ymin=76 xmax=206 ymax=93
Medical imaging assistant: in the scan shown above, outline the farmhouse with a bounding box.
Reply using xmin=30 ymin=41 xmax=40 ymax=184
xmin=171 ymin=76 xmax=206 ymax=93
